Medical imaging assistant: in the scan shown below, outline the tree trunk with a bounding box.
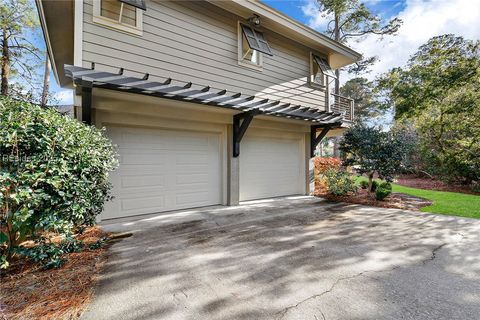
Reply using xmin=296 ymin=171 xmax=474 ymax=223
xmin=332 ymin=12 xmax=341 ymax=157
xmin=333 ymin=137 xmax=341 ymax=157
xmin=334 ymin=12 xmax=340 ymax=95
xmin=368 ymin=172 xmax=374 ymax=195
xmin=41 ymin=51 xmax=51 ymax=107
xmin=1 ymin=28 xmax=10 ymax=96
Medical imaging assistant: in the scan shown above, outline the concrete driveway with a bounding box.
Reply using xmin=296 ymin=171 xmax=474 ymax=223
xmin=82 ymin=197 xmax=480 ymax=320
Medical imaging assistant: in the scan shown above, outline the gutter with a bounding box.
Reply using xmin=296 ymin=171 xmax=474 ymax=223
xmin=35 ymin=0 xmax=60 ymax=85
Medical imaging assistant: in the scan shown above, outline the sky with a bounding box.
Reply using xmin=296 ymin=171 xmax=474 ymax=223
xmin=26 ymin=26 xmax=70 ymax=105
xmin=265 ymin=0 xmax=480 ymax=83
xmin=45 ymin=0 xmax=480 ymax=105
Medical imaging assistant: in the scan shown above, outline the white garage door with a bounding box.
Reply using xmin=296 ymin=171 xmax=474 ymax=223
xmin=103 ymin=126 xmax=222 ymax=219
xmin=240 ymin=132 xmax=305 ymax=201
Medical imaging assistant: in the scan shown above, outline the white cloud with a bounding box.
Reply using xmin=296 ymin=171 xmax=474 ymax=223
xmin=52 ymin=90 xmax=73 ymax=105
xmin=302 ymin=0 xmax=332 ymax=31
xmin=302 ymin=0 xmax=480 ymax=83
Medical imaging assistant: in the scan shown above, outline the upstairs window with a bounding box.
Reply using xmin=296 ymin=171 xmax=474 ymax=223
xmin=93 ymin=0 xmax=145 ymax=35
xmin=310 ymin=53 xmax=336 ymax=87
xmin=238 ymin=23 xmax=273 ymax=70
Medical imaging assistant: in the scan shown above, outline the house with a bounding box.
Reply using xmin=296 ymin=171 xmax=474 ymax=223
xmin=36 ymin=0 xmax=361 ymax=220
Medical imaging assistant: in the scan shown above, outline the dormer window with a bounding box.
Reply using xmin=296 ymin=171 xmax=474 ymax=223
xmin=238 ymin=23 xmax=273 ymax=70
xmin=93 ymin=0 xmax=145 ymax=35
xmin=310 ymin=53 xmax=336 ymax=87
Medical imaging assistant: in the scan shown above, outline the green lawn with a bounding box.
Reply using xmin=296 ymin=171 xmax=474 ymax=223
xmin=355 ymin=176 xmax=480 ymax=218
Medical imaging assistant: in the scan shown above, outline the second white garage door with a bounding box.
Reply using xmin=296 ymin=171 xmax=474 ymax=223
xmin=102 ymin=126 xmax=222 ymax=219
xmin=240 ymin=131 xmax=305 ymax=201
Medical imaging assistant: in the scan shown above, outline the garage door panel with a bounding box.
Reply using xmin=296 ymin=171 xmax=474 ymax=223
xmin=121 ymin=154 xmax=167 ymax=165
xmin=175 ymin=191 xmax=210 ymax=206
xmin=103 ymin=126 xmax=222 ymax=219
xmin=120 ymin=174 xmax=165 ymax=188
xmin=119 ymin=132 xmax=168 ymax=147
xmin=240 ymin=133 xmax=304 ymax=201
xmin=172 ymin=136 xmax=210 ymax=147
xmin=176 ymin=154 xmax=210 ymax=165
xmin=176 ymin=173 xmax=208 ymax=185
xmin=121 ymin=195 xmax=166 ymax=211
xmin=117 ymin=130 xmax=214 ymax=149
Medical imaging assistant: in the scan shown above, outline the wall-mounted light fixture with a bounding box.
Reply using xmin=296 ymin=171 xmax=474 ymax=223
xmin=248 ymin=14 xmax=261 ymax=26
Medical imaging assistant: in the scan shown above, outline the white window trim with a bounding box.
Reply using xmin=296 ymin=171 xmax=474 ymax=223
xmin=308 ymin=52 xmax=327 ymax=89
xmin=92 ymin=0 xmax=143 ymax=36
xmin=74 ymin=0 xmax=83 ymax=66
xmin=237 ymin=21 xmax=263 ymax=71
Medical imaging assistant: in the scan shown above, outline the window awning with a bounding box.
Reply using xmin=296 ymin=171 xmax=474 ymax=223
xmin=241 ymin=24 xmax=273 ymax=56
xmin=64 ymin=64 xmax=345 ymax=124
xmin=314 ymin=55 xmax=337 ymax=79
xmin=119 ymin=0 xmax=146 ymax=10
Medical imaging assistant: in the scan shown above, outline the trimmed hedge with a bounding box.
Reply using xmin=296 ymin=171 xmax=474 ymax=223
xmin=376 ymin=182 xmax=392 ymax=200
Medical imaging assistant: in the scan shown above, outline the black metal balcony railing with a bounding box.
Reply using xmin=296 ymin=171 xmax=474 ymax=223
xmin=330 ymin=93 xmax=354 ymax=122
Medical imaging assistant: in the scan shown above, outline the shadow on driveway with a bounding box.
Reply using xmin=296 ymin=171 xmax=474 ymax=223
xmin=82 ymin=196 xmax=480 ymax=320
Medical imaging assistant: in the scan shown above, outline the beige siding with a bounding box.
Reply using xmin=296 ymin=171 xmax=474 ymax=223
xmin=82 ymin=0 xmax=327 ymax=110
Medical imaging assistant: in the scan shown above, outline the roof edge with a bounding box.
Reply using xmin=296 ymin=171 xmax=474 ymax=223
xmin=207 ymin=0 xmax=362 ymax=67
xmin=35 ymin=0 xmax=60 ymax=85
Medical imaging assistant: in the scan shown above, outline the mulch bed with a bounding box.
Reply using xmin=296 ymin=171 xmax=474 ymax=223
xmin=396 ymin=174 xmax=479 ymax=195
xmin=318 ymin=188 xmax=432 ymax=211
xmin=0 ymin=227 xmax=110 ymax=320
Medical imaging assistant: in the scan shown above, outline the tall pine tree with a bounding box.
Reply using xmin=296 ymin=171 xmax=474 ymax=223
xmin=315 ymin=0 xmax=402 ymax=155
xmin=1 ymin=0 xmax=40 ymax=97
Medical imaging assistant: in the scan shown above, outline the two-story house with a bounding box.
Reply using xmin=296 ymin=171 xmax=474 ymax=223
xmin=36 ymin=0 xmax=361 ymax=220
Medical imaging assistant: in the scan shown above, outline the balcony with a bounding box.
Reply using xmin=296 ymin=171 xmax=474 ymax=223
xmin=330 ymin=93 xmax=354 ymax=122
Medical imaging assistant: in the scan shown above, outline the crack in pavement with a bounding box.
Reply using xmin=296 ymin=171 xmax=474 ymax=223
xmin=275 ymin=243 xmax=448 ymax=320
xmin=423 ymin=243 xmax=447 ymax=265
xmin=275 ymin=270 xmax=370 ymax=320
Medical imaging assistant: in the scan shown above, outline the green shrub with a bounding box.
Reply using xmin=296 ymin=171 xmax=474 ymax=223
xmin=88 ymin=237 xmax=108 ymax=250
xmin=358 ymin=179 xmax=379 ymax=191
xmin=376 ymin=182 xmax=392 ymax=200
xmin=359 ymin=180 xmax=369 ymax=189
xmin=324 ymin=169 xmax=357 ymax=196
xmin=380 ymin=182 xmax=392 ymax=191
xmin=340 ymin=123 xmax=408 ymax=188
xmin=15 ymin=237 xmax=83 ymax=270
xmin=0 ymin=97 xmax=118 ymax=268
xmin=15 ymin=243 xmax=67 ymax=269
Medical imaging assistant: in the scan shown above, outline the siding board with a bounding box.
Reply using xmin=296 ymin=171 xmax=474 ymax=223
xmin=83 ymin=21 xmax=310 ymax=77
xmin=85 ymin=1 xmax=315 ymax=74
xmin=82 ymin=0 xmax=327 ymax=110
xmin=82 ymin=30 xmax=314 ymax=88
xmin=83 ymin=52 xmax=325 ymax=107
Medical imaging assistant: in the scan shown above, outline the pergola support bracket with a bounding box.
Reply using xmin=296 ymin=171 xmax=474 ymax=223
xmin=233 ymin=110 xmax=260 ymax=157
xmin=310 ymin=124 xmax=333 ymax=158
xmin=81 ymin=79 xmax=93 ymax=125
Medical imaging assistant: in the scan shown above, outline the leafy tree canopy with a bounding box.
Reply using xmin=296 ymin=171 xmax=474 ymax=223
xmin=340 ymin=123 xmax=409 ymax=190
xmin=316 ymin=0 xmax=402 ymax=42
xmin=378 ymin=34 xmax=480 ymax=184
xmin=340 ymin=77 xmax=385 ymax=124
xmin=378 ymin=34 xmax=480 ymax=119
xmin=315 ymin=0 xmax=402 ymax=76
